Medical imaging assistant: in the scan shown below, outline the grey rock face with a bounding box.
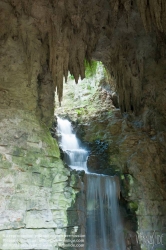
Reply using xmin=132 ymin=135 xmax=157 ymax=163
xmin=0 ymin=110 xmax=79 ymax=249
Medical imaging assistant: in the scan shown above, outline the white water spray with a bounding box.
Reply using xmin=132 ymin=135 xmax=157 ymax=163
xmin=57 ymin=116 xmax=88 ymax=172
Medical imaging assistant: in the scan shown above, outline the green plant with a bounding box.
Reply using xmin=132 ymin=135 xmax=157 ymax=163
xmin=107 ymin=110 xmax=113 ymax=117
xmin=84 ymin=60 xmax=98 ymax=78
xmin=68 ymin=74 xmax=75 ymax=80
xmin=87 ymin=84 xmax=91 ymax=90
xmin=128 ymin=201 xmax=138 ymax=212
xmin=75 ymin=107 xmax=85 ymax=116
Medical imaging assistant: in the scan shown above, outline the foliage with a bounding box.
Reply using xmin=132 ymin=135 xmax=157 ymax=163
xmin=103 ymin=66 xmax=108 ymax=78
xmin=87 ymin=84 xmax=91 ymax=90
xmin=68 ymin=74 xmax=75 ymax=80
xmin=68 ymin=61 xmax=104 ymax=82
xmin=75 ymin=107 xmax=85 ymax=116
xmin=84 ymin=60 xmax=98 ymax=78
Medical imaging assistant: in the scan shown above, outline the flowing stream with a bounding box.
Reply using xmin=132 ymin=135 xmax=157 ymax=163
xmin=57 ymin=116 xmax=126 ymax=250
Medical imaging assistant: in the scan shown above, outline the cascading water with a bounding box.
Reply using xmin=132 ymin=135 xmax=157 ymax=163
xmin=86 ymin=175 xmax=126 ymax=250
xmin=56 ymin=116 xmax=126 ymax=250
xmin=57 ymin=117 xmax=88 ymax=172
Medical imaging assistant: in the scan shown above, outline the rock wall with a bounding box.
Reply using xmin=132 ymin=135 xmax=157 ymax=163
xmin=0 ymin=2 xmax=81 ymax=249
xmin=0 ymin=109 xmax=81 ymax=249
xmin=73 ymin=88 xmax=166 ymax=249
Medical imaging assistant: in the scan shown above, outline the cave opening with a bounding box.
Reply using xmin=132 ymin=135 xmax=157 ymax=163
xmin=54 ymin=61 xmax=140 ymax=250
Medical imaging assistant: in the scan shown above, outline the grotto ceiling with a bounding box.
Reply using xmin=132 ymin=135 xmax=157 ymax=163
xmin=1 ymin=0 xmax=166 ymax=116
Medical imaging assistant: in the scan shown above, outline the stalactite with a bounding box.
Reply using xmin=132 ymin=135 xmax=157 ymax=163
xmin=43 ymin=0 xmax=106 ymax=100
xmin=123 ymin=0 xmax=132 ymax=12
xmin=136 ymin=0 xmax=148 ymax=31
xmin=19 ymin=18 xmax=36 ymax=87
xmin=136 ymin=0 xmax=166 ymax=33
xmin=5 ymin=0 xmax=166 ymax=112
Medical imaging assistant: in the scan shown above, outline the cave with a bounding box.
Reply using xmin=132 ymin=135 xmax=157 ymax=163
xmin=0 ymin=0 xmax=166 ymax=249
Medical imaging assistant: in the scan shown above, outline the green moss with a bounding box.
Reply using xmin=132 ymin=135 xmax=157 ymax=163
xmin=126 ymin=174 xmax=134 ymax=185
xmin=0 ymin=154 xmax=12 ymax=169
xmin=121 ymin=174 xmax=125 ymax=180
xmin=12 ymin=150 xmax=40 ymax=167
xmin=128 ymin=201 xmax=138 ymax=212
xmin=40 ymin=126 xmax=60 ymax=158
xmin=13 ymin=147 xmax=26 ymax=157
xmin=40 ymin=157 xmax=62 ymax=168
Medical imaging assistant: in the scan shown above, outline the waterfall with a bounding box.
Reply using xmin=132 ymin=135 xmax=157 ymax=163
xmin=87 ymin=174 xmax=126 ymax=250
xmin=57 ymin=117 xmax=88 ymax=172
xmin=56 ymin=116 xmax=126 ymax=250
